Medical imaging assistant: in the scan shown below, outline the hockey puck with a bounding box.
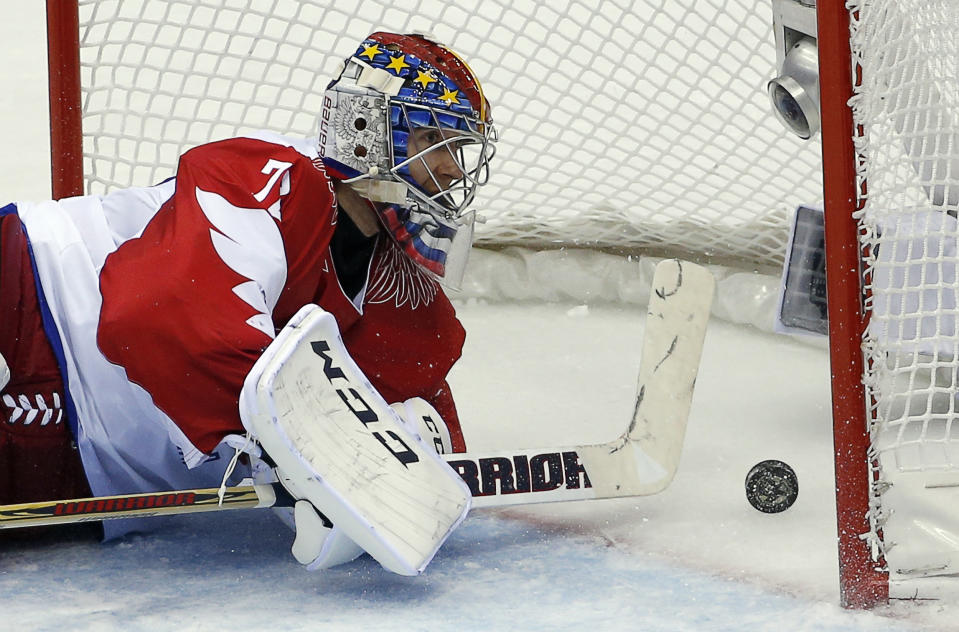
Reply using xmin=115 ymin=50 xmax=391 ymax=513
xmin=745 ymin=460 xmax=798 ymax=514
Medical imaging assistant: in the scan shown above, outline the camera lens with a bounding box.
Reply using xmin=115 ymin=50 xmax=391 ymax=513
xmin=767 ymin=38 xmax=820 ymax=139
xmin=771 ymin=83 xmax=809 ymax=137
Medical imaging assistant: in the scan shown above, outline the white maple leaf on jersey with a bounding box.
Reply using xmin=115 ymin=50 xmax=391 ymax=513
xmin=197 ymin=186 xmax=287 ymax=338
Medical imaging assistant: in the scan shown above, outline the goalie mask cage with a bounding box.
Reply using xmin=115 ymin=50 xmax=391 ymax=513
xmin=43 ymin=0 xmax=957 ymax=609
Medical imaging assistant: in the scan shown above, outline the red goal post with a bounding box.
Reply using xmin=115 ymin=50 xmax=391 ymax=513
xmin=820 ymin=0 xmax=959 ymax=608
xmin=46 ymin=0 xmax=84 ymax=199
xmin=817 ymin=0 xmax=886 ymax=609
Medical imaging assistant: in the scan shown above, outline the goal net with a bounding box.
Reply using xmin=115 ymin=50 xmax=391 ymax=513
xmin=57 ymin=0 xmax=823 ymax=271
xmin=842 ymin=0 xmax=959 ymax=604
xmin=52 ymin=0 xmax=950 ymax=609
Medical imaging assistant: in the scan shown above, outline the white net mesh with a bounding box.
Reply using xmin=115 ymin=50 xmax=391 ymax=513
xmin=75 ymin=0 xmax=823 ymax=269
xmin=851 ymin=0 xmax=959 ymax=590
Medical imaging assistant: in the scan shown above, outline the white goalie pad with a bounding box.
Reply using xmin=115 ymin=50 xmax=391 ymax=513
xmin=239 ymin=304 xmax=472 ymax=576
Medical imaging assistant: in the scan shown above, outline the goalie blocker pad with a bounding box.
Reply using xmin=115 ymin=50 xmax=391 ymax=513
xmin=239 ymin=304 xmax=472 ymax=576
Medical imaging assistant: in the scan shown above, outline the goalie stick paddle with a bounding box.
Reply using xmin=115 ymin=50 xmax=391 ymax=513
xmin=453 ymin=257 xmax=714 ymax=507
xmin=0 ymin=259 xmax=714 ymax=528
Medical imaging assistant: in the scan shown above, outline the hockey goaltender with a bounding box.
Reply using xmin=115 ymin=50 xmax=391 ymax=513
xmin=0 ymin=31 xmax=497 ymax=574
xmin=0 ymin=30 xmax=714 ymax=576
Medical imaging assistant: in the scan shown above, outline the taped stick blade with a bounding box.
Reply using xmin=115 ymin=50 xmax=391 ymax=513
xmin=577 ymin=259 xmax=714 ymax=498
xmin=630 ymin=259 xmax=714 ymax=491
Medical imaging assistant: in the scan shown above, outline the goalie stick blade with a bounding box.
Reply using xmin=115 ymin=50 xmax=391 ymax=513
xmin=447 ymin=259 xmax=714 ymax=507
xmin=622 ymin=258 xmax=714 ymax=494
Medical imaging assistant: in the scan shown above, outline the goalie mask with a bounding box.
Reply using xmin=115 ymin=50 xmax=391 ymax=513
xmin=318 ymin=32 xmax=497 ymax=286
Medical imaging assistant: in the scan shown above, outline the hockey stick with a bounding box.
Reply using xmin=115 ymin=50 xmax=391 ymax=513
xmin=0 ymin=485 xmax=275 ymax=529
xmin=0 ymin=259 xmax=714 ymax=529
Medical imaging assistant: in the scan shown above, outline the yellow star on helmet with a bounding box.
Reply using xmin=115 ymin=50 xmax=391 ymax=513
xmin=413 ymin=70 xmax=435 ymax=88
xmin=385 ymin=55 xmax=410 ymax=74
xmin=438 ymin=87 xmax=460 ymax=105
xmin=359 ymin=44 xmax=381 ymax=60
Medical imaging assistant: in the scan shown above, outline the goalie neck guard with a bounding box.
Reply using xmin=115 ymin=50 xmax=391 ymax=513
xmin=318 ymin=32 xmax=497 ymax=286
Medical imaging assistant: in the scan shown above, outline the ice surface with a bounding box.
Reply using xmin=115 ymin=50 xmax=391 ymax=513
xmin=0 ymin=302 xmax=936 ymax=632
xmin=0 ymin=509 xmax=921 ymax=632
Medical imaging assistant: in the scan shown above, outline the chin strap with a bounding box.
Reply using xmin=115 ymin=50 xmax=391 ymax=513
xmin=347 ymin=176 xmax=408 ymax=205
xmin=324 ymin=157 xmax=409 ymax=207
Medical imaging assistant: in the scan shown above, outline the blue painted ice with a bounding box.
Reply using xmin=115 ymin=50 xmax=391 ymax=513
xmin=0 ymin=509 xmax=922 ymax=632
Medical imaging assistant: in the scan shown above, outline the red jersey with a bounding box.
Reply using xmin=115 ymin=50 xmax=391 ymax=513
xmin=15 ymin=131 xmax=465 ymax=511
xmin=98 ymin=135 xmax=466 ymax=454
